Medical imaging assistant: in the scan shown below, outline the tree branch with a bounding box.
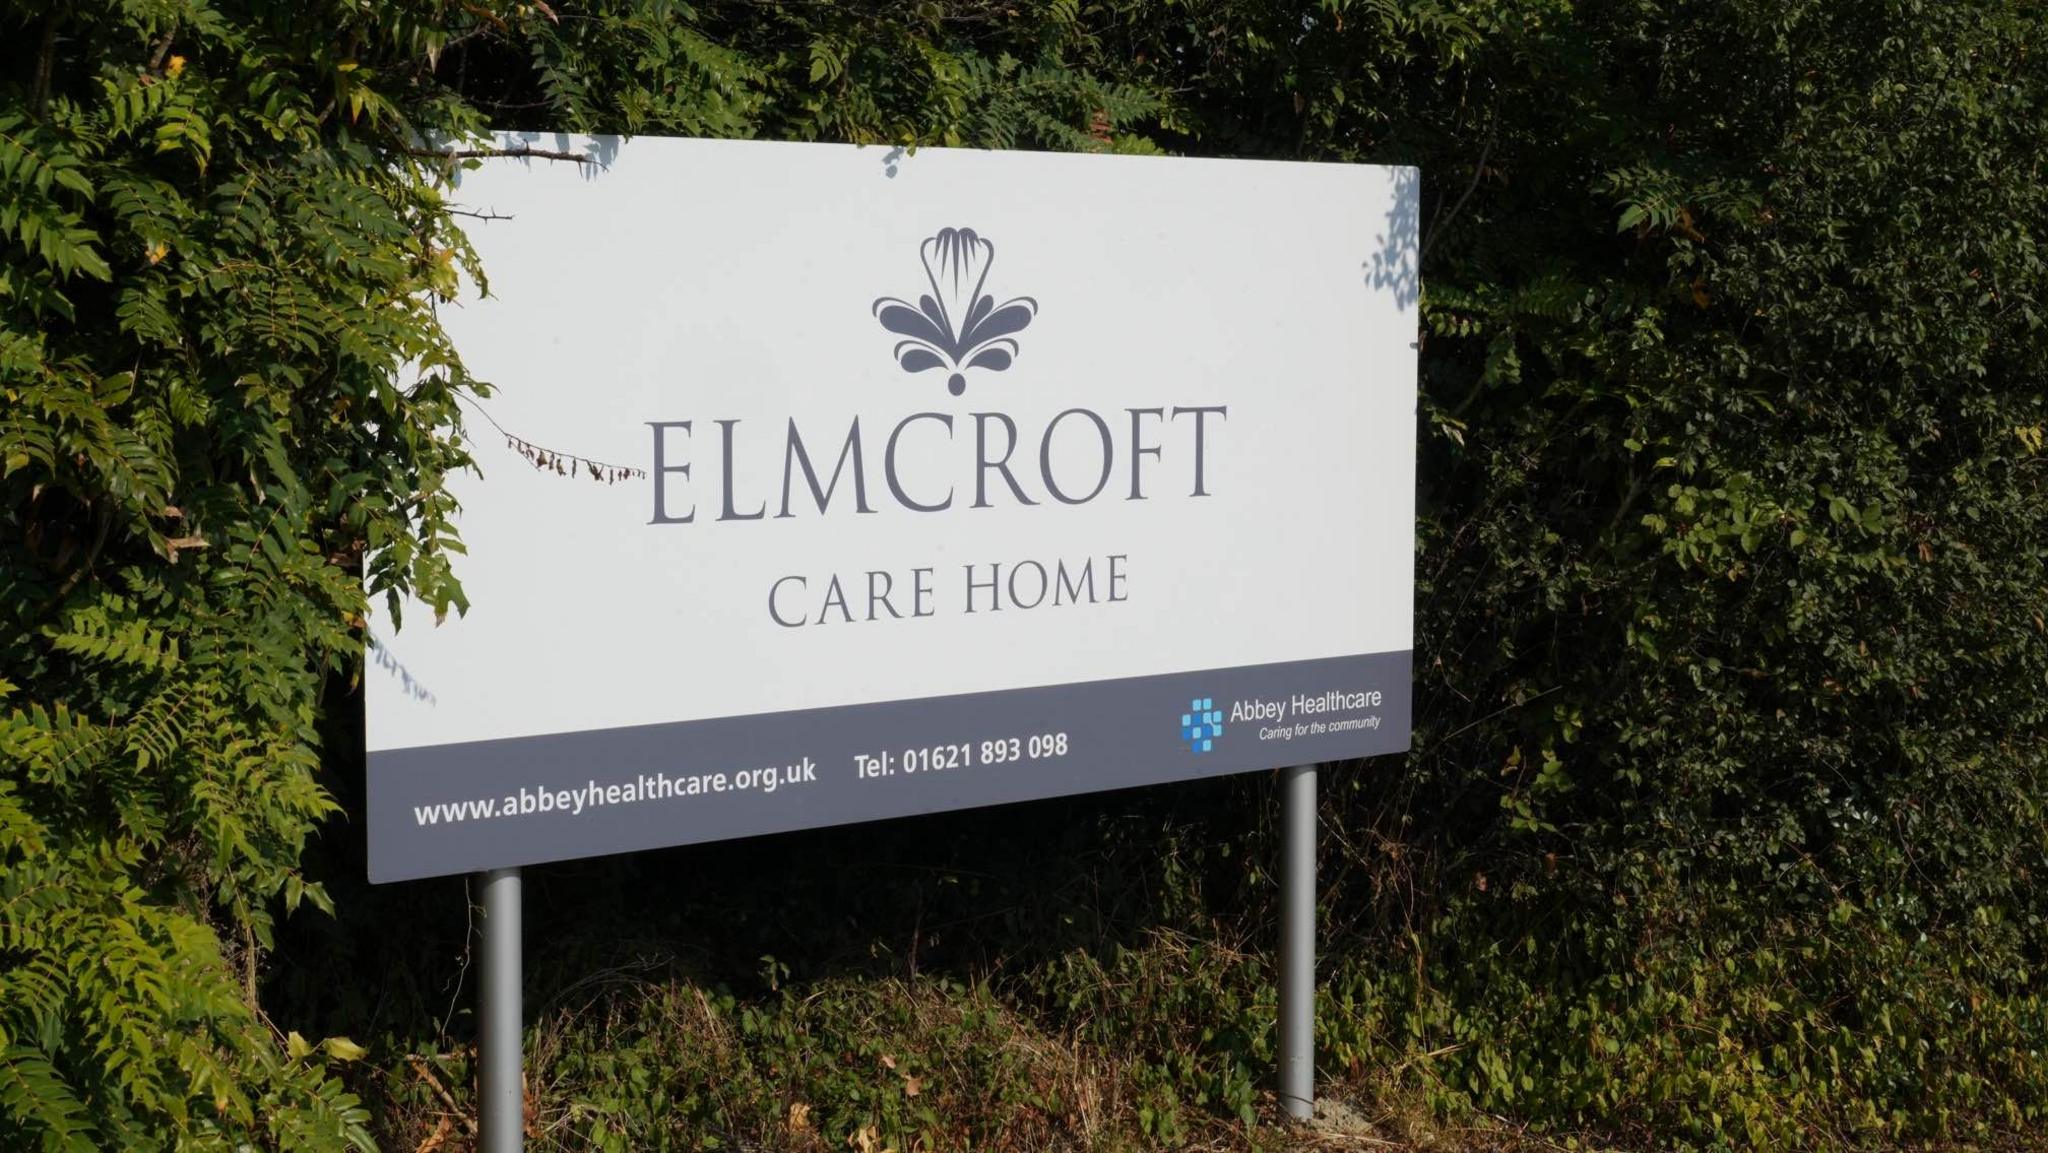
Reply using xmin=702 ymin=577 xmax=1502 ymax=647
xmin=30 ymin=10 xmax=59 ymax=119
xmin=148 ymin=27 xmax=177 ymax=72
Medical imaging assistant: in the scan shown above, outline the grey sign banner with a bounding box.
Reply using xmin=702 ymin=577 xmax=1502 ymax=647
xmin=367 ymin=650 xmax=1411 ymax=882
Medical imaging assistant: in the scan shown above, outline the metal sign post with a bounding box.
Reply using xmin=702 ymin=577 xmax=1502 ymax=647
xmin=1278 ymin=763 xmax=1317 ymax=1120
xmin=477 ymin=867 xmax=524 ymax=1152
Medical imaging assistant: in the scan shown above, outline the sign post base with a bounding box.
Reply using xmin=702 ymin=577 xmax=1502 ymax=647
xmin=478 ymin=867 xmax=523 ymax=1152
xmin=1278 ymin=763 xmax=1316 ymax=1120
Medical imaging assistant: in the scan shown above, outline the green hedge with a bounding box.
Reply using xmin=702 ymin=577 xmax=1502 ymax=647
xmin=4 ymin=1 xmax=2045 ymax=1149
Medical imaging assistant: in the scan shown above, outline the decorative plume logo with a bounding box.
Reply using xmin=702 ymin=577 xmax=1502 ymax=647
xmin=872 ymin=228 xmax=1037 ymax=396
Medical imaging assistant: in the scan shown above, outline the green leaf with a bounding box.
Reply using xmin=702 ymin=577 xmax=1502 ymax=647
xmin=319 ymin=1037 xmax=368 ymax=1063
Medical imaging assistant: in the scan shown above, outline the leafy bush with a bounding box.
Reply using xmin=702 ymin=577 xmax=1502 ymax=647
xmin=0 ymin=2 xmax=487 ymax=1147
xmin=1340 ymin=2 xmax=2048 ymax=1144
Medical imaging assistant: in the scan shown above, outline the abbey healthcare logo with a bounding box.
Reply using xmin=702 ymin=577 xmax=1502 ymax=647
xmin=872 ymin=228 xmax=1038 ymax=396
xmin=1182 ymin=697 xmax=1224 ymax=754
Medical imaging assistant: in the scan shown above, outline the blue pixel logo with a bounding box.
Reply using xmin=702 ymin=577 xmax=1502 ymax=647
xmin=1181 ymin=697 xmax=1224 ymax=753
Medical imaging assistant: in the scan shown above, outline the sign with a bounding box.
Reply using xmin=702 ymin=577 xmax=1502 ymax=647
xmin=365 ymin=134 xmax=1418 ymax=883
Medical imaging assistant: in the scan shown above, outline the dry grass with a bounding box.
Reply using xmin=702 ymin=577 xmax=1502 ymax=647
xmin=367 ymin=968 xmax=1638 ymax=1153
xmin=362 ymin=961 xmax=2043 ymax=1153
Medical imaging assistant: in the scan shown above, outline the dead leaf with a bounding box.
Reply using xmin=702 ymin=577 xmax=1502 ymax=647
xmin=164 ymin=533 xmax=208 ymax=562
xmin=414 ymin=1116 xmax=453 ymax=1153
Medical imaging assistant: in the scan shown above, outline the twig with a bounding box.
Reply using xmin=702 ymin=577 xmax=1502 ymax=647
xmin=1436 ymin=684 xmax=1563 ymax=745
xmin=439 ymin=878 xmax=476 ymax=1039
xmin=49 ymin=502 xmax=112 ymax=603
xmin=447 ymin=208 xmax=515 ymax=221
xmin=1390 ymin=1041 xmax=1465 ymax=1075
xmin=456 ymin=0 xmax=512 ymax=33
xmin=403 ymin=144 xmax=592 ymax=164
xmin=406 ymin=1055 xmax=478 ymax=1137
xmin=1421 ymin=109 xmax=1498 ymax=263
xmin=1601 ymin=475 xmax=1647 ymax=540
xmin=457 ymin=394 xmax=646 ymax=483
xmin=432 ymin=21 xmax=496 ymax=63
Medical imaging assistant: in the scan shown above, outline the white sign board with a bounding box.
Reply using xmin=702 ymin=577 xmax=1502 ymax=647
xmin=366 ymin=134 xmax=1417 ymax=882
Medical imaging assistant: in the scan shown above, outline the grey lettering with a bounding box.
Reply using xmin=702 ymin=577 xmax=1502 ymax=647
xmin=973 ymin=413 xmax=1037 ymax=507
xmin=1127 ymin=408 xmax=1164 ymax=500
xmin=1008 ymin=559 xmax=1049 ymax=609
xmin=1041 ymin=407 xmax=1114 ymax=505
xmin=866 ymin=570 xmax=902 ymax=620
xmin=964 ymin=562 xmax=1001 ymax=612
xmin=769 ymin=575 xmax=806 ymax=627
xmin=885 ymin=412 xmax=954 ymax=512
xmin=647 ymin=421 xmax=695 ymax=524
xmin=1170 ymin=405 xmax=1228 ymax=497
xmin=780 ymin=417 xmax=874 ymax=517
xmin=717 ymin=419 xmax=765 ymax=521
